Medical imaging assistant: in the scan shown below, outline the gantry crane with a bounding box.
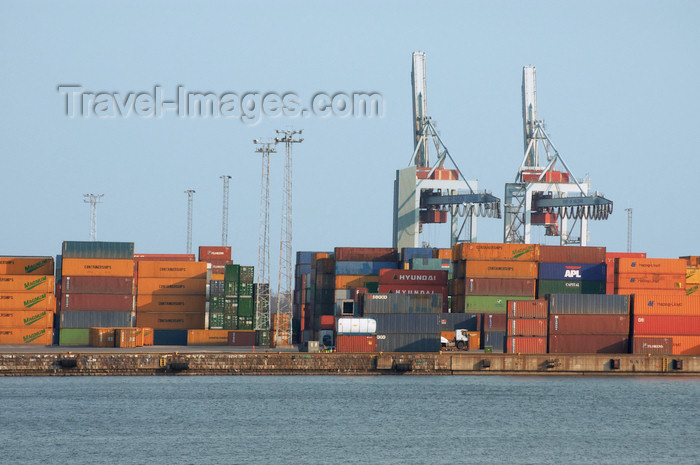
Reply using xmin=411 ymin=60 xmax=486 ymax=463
xmin=393 ymin=52 xmax=501 ymax=250
xmin=503 ymin=66 xmax=613 ymax=246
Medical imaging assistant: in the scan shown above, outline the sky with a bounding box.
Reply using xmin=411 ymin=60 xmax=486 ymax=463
xmin=1 ymin=1 xmax=699 ymax=276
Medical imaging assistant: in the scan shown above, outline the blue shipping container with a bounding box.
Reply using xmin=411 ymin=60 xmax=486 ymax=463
xmin=296 ymin=251 xmax=314 ymax=265
xmin=538 ymin=263 xmax=606 ymax=281
xmin=62 ymin=241 xmax=134 ymax=259
xmin=401 ymin=247 xmax=435 ymax=262
xmin=335 ymin=261 xmax=398 ymax=276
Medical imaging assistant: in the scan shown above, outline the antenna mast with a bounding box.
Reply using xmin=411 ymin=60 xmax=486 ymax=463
xmin=185 ymin=189 xmax=195 ymax=254
xmin=221 ymin=175 xmax=232 ymax=246
xmin=83 ymin=194 xmax=104 ymax=242
xmin=254 ymin=139 xmax=277 ymax=333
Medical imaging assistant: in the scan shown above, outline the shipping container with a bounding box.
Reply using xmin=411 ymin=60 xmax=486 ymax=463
xmin=631 ymin=294 xmax=700 ymax=316
xmin=549 ymin=314 xmax=630 ymax=335
xmin=507 ymin=300 xmax=548 ymax=319
xmin=378 ymin=269 xmax=448 ymax=285
xmin=135 ymin=311 xmax=204 ymax=330
xmin=59 ymin=328 xmax=90 ymax=346
xmin=549 ymin=334 xmax=630 ymax=353
xmin=89 ymin=327 xmax=115 ymax=347
xmin=437 ymin=249 xmax=452 ymax=260
xmin=296 ymin=251 xmax=315 ymax=264
xmin=62 ymin=258 xmax=134 ymax=277
xmin=187 ymin=329 xmax=230 ymax=345
xmin=335 ymin=261 xmax=398 ymax=276
xmin=631 ymin=336 xmax=673 ymax=355
xmin=538 ymin=280 xmax=607 ymax=296
xmin=452 ymin=243 xmax=540 ymax=262
xmin=482 ymin=313 xmax=507 ymax=332
xmin=0 ymin=310 xmax=53 ymax=328
xmin=334 ymin=275 xmax=380 ymax=290
xmin=227 ymin=330 xmax=256 ymax=346
xmin=615 ymin=258 xmax=686 ymax=275
xmin=401 ymin=247 xmax=435 ymax=262
xmin=632 ymin=315 xmax=700 ymax=336
xmin=539 ymin=246 xmax=606 ymax=264
xmin=507 ymin=318 xmax=548 ymax=337
xmin=115 ymin=328 xmax=139 ymax=348
xmin=409 ymin=258 xmax=451 ymax=271
xmin=439 ymin=313 xmax=481 ymax=331
xmin=0 ymin=292 xmax=56 ymax=311
xmin=363 ymin=294 xmax=443 ymax=314
xmin=482 ymin=331 xmax=506 ymax=352
xmin=62 ymin=293 xmax=134 ymax=312
xmin=687 ymin=268 xmax=700 ymax=284
xmin=549 ymin=294 xmax=630 ymax=315
xmin=153 ymin=329 xmax=188 ymax=345
xmin=538 ymin=263 xmax=606 ymax=281
xmin=335 ymin=247 xmax=399 ymax=262
xmin=136 ymin=261 xmax=207 ymax=279
xmin=0 ymin=326 xmax=52 ymax=345
xmin=364 ymin=313 xmax=441 ymax=333
xmin=463 ymin=296 xmax=531 ymax=313
xmin=139 ymin=327 xmax=154 ymax=346
xmin=336 ymin=335 xmax=377 ymax=353
xmin=62 ymin=241 xmax=134 ymax=259
xmin=456 ymin=278 xmax=536 ymax=297
xmin=614 ymin=273 xmax=685 ymax=290
xmin=136 ymin=277 xmax=206 ymax=295
xmin=0 ymin=257 xmax=54 ymax=275
xmin=210 ymin=280 xmax=224 ymax=297
xmin=60 ymin=310 xmax=135 ymax=329
xmin=666 ymin=336 xmax=700 ymax=355
xmin=238 ymin=297 xmax=255 ymax=316
xmin=239 ymin=266 xmax=255 ymax=283
xmin=198 ymin=246 xmax=232 ymax=261
xmin=616 ymin=288 xmax=685 ymax=296
xmin=319 ymin=315 xmax=335 ymax=330
xmin=136 ymin=295 xmax=206 ymax=312
xmin=455 ymin=260 xmax=538 ymax=279
xmin=255 ymin=330 xmax=271 ymax=347
xmin=375 ymin=332 xmax=441 ymax=352
xmin=134 ymin=253 xmax=195 ymax=262
xmin=377 ymin=285 xmax=447 ymax=308
xmin=63 ymin=276 xmax=133 ymax=295
xmin=337 ymin=317 xmax=376 ymax=334
xmin=506 ymin=336 xmax=547 ymax=354
xmin=0 ymin=275 xmax=55 ymax=293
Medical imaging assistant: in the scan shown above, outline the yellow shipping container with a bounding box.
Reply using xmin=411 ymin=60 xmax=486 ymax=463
xmin=61 ymin=258 xmax=134 ymax=277
xmin=187 ymin=329 xmax=230 ymax=345
xmin=454 ymin=260 xmax=538 ymax=279
xmin=136 ymin=277 xmax=206 ymax=295
xmin=136 ymin=295 xmax=206 ymax=312
xmin=334 ymin=275 xmax=380 ymax=289
xmin=0 ymin=293 xmax=56 ymax=311
xmin=136 ymin=261 xmax=207 ymax=279
xmin=89 ymin=327 xmax=115 ymax=347
xmin=0 ymin=257 xmax=54 ymax=275
xmin=0 ymin=310 xmax=53 ymax=328
xmin=0 ymin=326 xmax=52 ymax=345
xmin=0 ymin=275 xmax=55 ymax=293
xmin=452 ymin=243 xmax=540 ymax=262
xmin=687 ymin=267 xmax=700 ymax=284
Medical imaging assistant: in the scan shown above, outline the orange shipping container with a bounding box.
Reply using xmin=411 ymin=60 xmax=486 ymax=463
xmin=62 ymin=258 xmax=134 ymax=277
xmin=0 ymin=293 xmax=56 ymax=311
xmin=187 ymin=329 xmax=230 ymax=345
xmin=436 ymin=249 xmax=452 ymax=260
xmin=452 ymin=243 xmax=540 ymax=262
xmin=334 ymin=275 xmax=380 ymax=290
xmin=632 ymin=294 xmax=700 ymax=316
xmin=615 ymin=258 xmax=686 ymax=275
xmin=136 ymin=277 xmax=206 ymax=295
xmin=615 ymin=273 xmax=685 ymax=290
xmin=89 ymin=327 xmax=115 ymax=347
xmin=0 ymin=310 xmax=53 ymax=328
xmin=137 ymin=261 xmax=208 ymax=279
xmin=686 ymin=267 xmax=700 ymax=284
xmin=687 ymin=285 xmax=699 ymax=296
xmin=0 ymin=326 xmax=52 ymax=345
xmin=136 ymin=295 xmax=206 ymax=312
xmin=0 ymin=257 xmax=54 ymax=275
xmin=135 ymin=312 xmax=205 ymax=330
xmin=0 ymin=275 xmax=55 ymax=293
xmin=616 ymin=288 xmax=686 ymax=297
xmin=140 ymin=327 xmax=154 ymax=346
xmin=115 ymin=328 xmax=139 ymax=348
xmin=668 ymin=335 xmax=700 ymax=355
xmin=455 ymin=260 xmax=538 ymax=279
xmin=211 ymin=273 xmax=225 ymax=281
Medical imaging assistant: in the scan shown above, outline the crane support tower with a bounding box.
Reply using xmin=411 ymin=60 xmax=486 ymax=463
xmin=393 ymin=51 xmax=501 ymax=250
xmin=184 ymin=190 xmax=195 ymax=254
xmin=254 ymin=139 xmax=277 ymax=333
xmin=220 ymin=175 xmax=232 ymax=246
xmin=503 ymin=66 xmax=613 ymax=246
xmin=83 ymin=194 xmax=104 ymax=242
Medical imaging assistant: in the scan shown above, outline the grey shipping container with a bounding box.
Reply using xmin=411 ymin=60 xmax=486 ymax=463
xmin=363 ymin=294 xmax=443 ymax=314
xmin=210 ymin=280 xmax=225 ymax=297
xmin=59 ymin=310 xmax=135 ymax=328
xmin=548 ymin=294 xmax=630 ymax=315
xmin=439 ymin=313 xmax=481 ymax=331
xmin=62 ymin=241 xmax=134 ymax=259
xmin=483 ymin=331 xmax=506 ymax=352
xmin=375 ymin=332 xmax=441 ymax=352
xmin=364 ymin=313 xmax=441 ymax=333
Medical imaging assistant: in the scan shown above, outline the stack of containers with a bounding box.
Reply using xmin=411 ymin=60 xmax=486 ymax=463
xmin=208 ymin=274 xmax=225 ymax=329
xmin=199 ymin=246 xmax=232 ymax=280
xmin=505 ymin=300 xmax=548 ymax=354
xmin=222 ymin=264 xmax=240 ymax=330
xmin=548 ymin=294 xmax=630 ymax=353
xmin=135 ymin=260 xmax=207 ymax=336
xmin=253 ymin=282 xmax=270 ymax=346
xmin=335 ymin=317 xmax=377 ymax=353
xmin=334 ymin=247 xmax=398 ymax=297
xmin=451 ymin=243 xmax=539 ymax=352
xmin=614 ymin=258 xmax=686 ymax=296
xmin=313 ymin=256 xmax=335 ymax=327
xmin=401 ymin=248 xmax=434 ymax=269
xmin=631 ymin=295 xmax=700 ymax=355
xmin=293 ymin=251 xmax=313 ymax=337
xmin=0 ymin=257 xmax=55 ymax=345
xmin=377 ymin=269 xmax=448 ymax=311
xmin=237 ymin=265 xmax=255 ymax=330
xmin=605 ymin=252 xmax=646 ymax=294
xmin=537 ymin=246 xmax=607 ymax=296
xmin=59 ymin=242 xmax=135 ymax=345
xmin=363 ymin=311 xmax=442 ymax=352
xmin=297 ymin=252 xmax=330 ymax=342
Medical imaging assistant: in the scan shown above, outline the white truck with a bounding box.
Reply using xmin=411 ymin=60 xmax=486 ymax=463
xmin=441 ymin=329 xmax=470 ymax=350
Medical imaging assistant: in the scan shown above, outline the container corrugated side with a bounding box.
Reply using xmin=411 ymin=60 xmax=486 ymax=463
xmin=60 ymin=311 xmax=135 ymax=328
xmin=136 ymin=261 xmax=207 ymax=279
xmin=539 ymin=245 xmax=605 ymax=264
xmin=631 ymin=294 xmax=700 ymax=316
xmin=507 ymin=300 xmax=548 ymax=319
xmin=439 ymin=313 xmax=481 ymax=331
xmin=0 ymin=275 xmax=55 ymax=293
xmin=0 ymin=293 xmax=56 ymax=311
xmin=336 ymin=335 xmax=378 ymax=353
xmin=63 ymin=276 xmax=134 ymax=295
xmin=631 ymin=336 xmax=673 ymax=355
xmin=0 ymin=310 xmax=53 ymax=328
xmin=549 ymin=314 xmax=630 ymax=335
xmin=378 ymin=269 xmax=448 ymax=285
xmin=538 ymin=280 xmax=606 ymax=296
xmin=482 ymin=313 xmax=507 ymax=332
xmin=506 ymin=336 xmax=547 ymax=353
xmin=457 ymin=278 xmax=536 ymax=297
xmin=0 ymin=257 xmax=54 ymax=275
xmin=134 ymin=254 xmax=195 ymax=262
xmin=401 ymin=247 xmax=434 ymax=262
xmin=59 ymin=328 xmax=90 ymax=346
xmin=136 ymin=277 xmax=206 ymax=295
xmin=453 ymin=243 xmax=540 ymax=262
xmin=538 ymin=263 xmax=606 ymax=281
xmin=363 ymin=294 xmax=442 ymax=314
xmin=153 ymin=329 xmax=188 ymax=345
xmin=0 ymin=327 xmax=53 ymax=345
xmin=667 ymin=336 xmax=700 ymax=355
xmin=409 ymin=258 xmax=451 ymax=271
xmin=334 ymin=247 xmax=399 ymax=262
xmin=548 ymin=294 xmax=629 ymax=315
xmin=364 ymin=313 xmax=440 ymax=333
xmin=227 ymin=330 xmax=256 ymax=346
xmin=463 ymin=296 xmax=531 ymax=313
xmin=136 ymin=295 xmax=206 ymax=312
xmin=375 ymin=332 xmax=440 ymax=352
xmin=335 ymin=261 xmax=398 ymax=276
xmin=62 ymin=293 xmax=134 ymax=312
xmin=456 ymin=261 xmax=538 ymax=279
xmin=615 ymin=273 xmax=685 ymax=290
xmin=507 ymin=318 xmax=548 ymax=337
xmin=548 ymin=334 xmax=629 ymax=354
xmin=632 ymin=315 xmax=700 ymax=336
xmin=335 ymin=275 xmax=379 ymax=290
xmin=62 ymin=241 xmax=134 ymax=259
xmin=615 ymin=258 xmax=687 ymax=275
xmin=197 ymin=246 xmax=231 ymax=261
xmin=62 ymin=259 xmax=134 ymax=277
xmin=187 ymin=329 xmax=230 ymax=345
xmin=89 ymin=327 xmax=115 ymax=347
xmin=135 ymin=312 xmax=204 ymax=330
xmin=482 ymin=331 xmax=505 ymax=352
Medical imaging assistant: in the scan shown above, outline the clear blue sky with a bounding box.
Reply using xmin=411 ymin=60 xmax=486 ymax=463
xmin=1 ymin=1 xmax=698 ymax=274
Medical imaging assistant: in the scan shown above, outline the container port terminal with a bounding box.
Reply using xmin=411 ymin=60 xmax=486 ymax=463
xmin=1 ymin=52 xmax=698 ymax=375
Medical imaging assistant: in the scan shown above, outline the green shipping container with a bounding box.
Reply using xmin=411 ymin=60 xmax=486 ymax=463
xmin=238 ymin=297 xmax=255 ymax=317
xmin=239 ymin=266 xmax=255 ymax=283
xmin=365 ymin=282 xmax=379 ymax=293
xmin=238 ymin=316 xmax=254 ymax=330
xmin=464 ymin=295 xmax=531 ymax=313
xmin=538 ymin=280 xmax=606 ymax=296
xmin=225 ymin=281 xmax=239 ymax=297
xmin=59 ymin=328 xmax=90 ymax=346
xmin=256 ymin=330 xmax=270 ymax=346
xmin=224 ymin=297 xmax=238 ymax=312
xmin=239 ymin=282 xmax=254 ymax=297
xmin=210 ymin=296 xmax=225 ymax=312
xmin=209 ymin=312 xmax=224 ymax=329
xmin=224 ymin=264 xmax=240 ymax=283
xmin=223 ymin=314 xmax=237 ymax=330
xmin=410 ymin=258 xmax=452 ymax=272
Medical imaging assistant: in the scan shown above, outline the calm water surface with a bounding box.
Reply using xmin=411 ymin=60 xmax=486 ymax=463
xmin=1 ymin=375 xmax=699 ymax=464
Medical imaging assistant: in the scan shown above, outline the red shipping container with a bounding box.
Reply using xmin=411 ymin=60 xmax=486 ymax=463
xmin=482 ymin=313 xmax=507 ymax=332
xmin=227 ymin=330 xmax=256 ymax=346
xmin=506 ymin=336 xmax=547 ymax=354
xmin=63 ymin=276 xmax=134 ymax=295
xmin=458 ymin=278 xmax=536 ymax=297
xmin=507 ymin=318 xmax=548 ymax=337
xmin=539 ymin=245 xmax=606 ymax=264
xmin=335 ymin=335 xmax=377 ymax=353
xmin=632 ymin=315 xmax=700 ymax=336
xmin=631 ymin=336 xmax=673 ymax=355
xmin=548 ymin=334 xmax=629 ymax=354
xmin=198 ymin=246 xmax=232 ymax=261
xmin=334 ymin=247 xmax=399 ymax=262
xmin=62 ymin=293 xmax=134 ymax=312
xmin=507 ymin=300 xmax=548 ymax=319
xmin=549 ymin=314 xmax=630 ymax=335
xmin=378 ymin=269 xmax=448 ymax=286
xmin=319 ymin=315 xmax=335 ymax=330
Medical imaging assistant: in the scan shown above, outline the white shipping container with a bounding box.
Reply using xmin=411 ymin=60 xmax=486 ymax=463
xmin=337 ymin=317 xmax=377 ymax=334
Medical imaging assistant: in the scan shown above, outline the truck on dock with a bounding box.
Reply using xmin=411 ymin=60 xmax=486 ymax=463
xmin=441 ymin=329 xmax=480 ymax=351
